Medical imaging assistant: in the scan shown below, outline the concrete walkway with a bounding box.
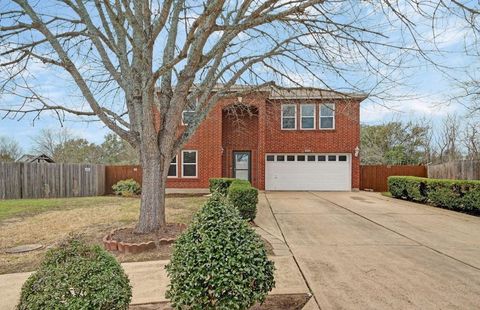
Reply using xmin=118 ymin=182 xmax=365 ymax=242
xmin=265 ymin=191 xmax=480 ymax=309
xmin=0 ymin=247 xmax=309 ymax=310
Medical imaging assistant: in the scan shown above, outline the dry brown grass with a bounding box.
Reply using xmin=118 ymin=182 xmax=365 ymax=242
xmin=0 ymin=196 xmax=206 ymax=274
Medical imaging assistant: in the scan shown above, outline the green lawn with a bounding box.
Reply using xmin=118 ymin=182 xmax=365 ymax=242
xmin=0 ymin=196 xmax=126 ymax=222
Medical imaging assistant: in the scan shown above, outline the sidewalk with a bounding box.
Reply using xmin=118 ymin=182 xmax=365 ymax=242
xmin=0 ymin=256 xmax=308 ymax=310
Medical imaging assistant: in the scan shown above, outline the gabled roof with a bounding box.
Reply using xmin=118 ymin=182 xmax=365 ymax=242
xmin=16 ymin=154 xmax=55 ymax=163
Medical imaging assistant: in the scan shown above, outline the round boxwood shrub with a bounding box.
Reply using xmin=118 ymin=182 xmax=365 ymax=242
xmin=227 ymin=180 xmax=258 ymax=221
xmin=112 ymin=178 xmax=141 ymax=197
xmin=165 ymin=195 xmax=275 ymax=310
xmin=18 ymin=238 xmax=132 ymax=310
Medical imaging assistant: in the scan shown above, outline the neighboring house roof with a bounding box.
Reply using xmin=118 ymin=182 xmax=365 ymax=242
xmin=16 ymin=154 xmax=55 ymax=163
xmin=208 ymin=84 xmax=368 ymax=101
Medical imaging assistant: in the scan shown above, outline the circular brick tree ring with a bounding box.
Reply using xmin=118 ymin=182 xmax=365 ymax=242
xmin=103 ymin=223 xmax=186 ymax=254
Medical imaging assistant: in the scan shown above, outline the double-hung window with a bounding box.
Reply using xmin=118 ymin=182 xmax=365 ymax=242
xmin=167 ymin=155 xmax=178 ymax=178
xmin=182 ymin=98 xmax=198 ymax=125
xmin=300 ymin=104 xmax=315 ymax=129
xmin=281 ymin=104 xmax=296 ymax=130
xmin=182 ymin=150 xmax=197 ymax=178
xmin=319 ymin=103 xmax=335 ymax=129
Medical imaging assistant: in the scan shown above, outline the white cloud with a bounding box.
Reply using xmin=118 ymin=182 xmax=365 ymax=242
xmin=361 ymin=95 xmax=459 ymax=124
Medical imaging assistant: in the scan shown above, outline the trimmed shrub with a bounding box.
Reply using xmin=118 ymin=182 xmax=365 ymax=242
xmin=166 ymin=195 xmax=275 ymax=310
xmin=388 ymin=176 xmax=480 ymax=213
xmin=209 ymin=178 xmax=259 ymax=221
xmin=208 ymin=178 xmax=236 ymax=196
xmin=462 ymin=187 xmax=480 ymax=211
xmin=388 ymin=176 xmax=408 ymax=198
xmin=387 ymin=176 xmax=427 ymax=202
xmin=228 ymin=180 xmax=259 ymax=221
xmin=18 ymin=238 xmax=131 ymax=310
xmin=112 ymin=178 xmax=141 ymax=196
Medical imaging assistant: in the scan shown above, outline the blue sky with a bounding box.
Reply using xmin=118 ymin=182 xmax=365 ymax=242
xmin=0 ymin=1 xmax=478 ymax=151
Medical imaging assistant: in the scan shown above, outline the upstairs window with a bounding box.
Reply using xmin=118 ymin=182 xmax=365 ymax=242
xmin=320 ymin=103 xmax=335 ymax=129
xmin=167 ymin=155 xmax=178 ymax=178
xmin=300 ymin=104 xmax=315 ymax=129
xmin=182 ymin=150 xmax=197 ymax=178
xmin=281 ymin=104 xmax=296 ymax=130
xmin=182 ymin=98 xmax=198 ymax=125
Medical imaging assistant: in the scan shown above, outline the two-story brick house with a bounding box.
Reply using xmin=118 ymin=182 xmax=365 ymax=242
xmin=162 ymin=85 xmax=366 ymax=191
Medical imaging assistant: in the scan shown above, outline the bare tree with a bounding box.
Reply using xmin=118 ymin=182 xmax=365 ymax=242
xmin=462 ymin=121 xmax=480 ymax=160
xmin=442 ymin=1 xmax=480 ymax=115
xmin=31 ymin=128 xmax=74 ymax=158
xmin=435 ymin=114 xmax=463 ymax=163
xmin=0 ymin=1 xmax=471 ymax=233
xmin=0 ymin=136 xmax=22 ymax=161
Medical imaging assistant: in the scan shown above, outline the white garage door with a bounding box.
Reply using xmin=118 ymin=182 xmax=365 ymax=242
xmin=265 ymin=154 xmax=351 ymax=191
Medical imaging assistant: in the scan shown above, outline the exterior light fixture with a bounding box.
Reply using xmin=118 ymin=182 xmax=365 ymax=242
xmin=354 ymin=146 xmax=360 ymax=157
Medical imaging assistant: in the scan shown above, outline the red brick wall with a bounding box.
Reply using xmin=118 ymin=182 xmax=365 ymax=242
xmin=156 ymin=95 xmax=361 ymax=190
xmin=164 ymin=104 xmax=223 ymax=188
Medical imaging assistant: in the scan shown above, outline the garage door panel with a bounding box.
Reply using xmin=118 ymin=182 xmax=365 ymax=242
xmin=266 ymin=154 xmax=351 ymax=191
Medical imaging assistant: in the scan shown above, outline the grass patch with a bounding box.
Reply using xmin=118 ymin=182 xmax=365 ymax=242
xmin=381 ymin=192 xmax=392 ymax=198
xmin=0 ymin=195 xmax=207 ymax=274
xmin=0 ymin=196 xmax=126 ymax=222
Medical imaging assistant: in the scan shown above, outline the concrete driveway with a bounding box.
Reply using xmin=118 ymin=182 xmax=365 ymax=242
xmin=264 ymin=191 xmax=480 ymax=310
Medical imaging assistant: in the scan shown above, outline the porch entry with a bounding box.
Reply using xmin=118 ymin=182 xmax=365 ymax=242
xmin=233 ymin=151 xmax=251 ymax=182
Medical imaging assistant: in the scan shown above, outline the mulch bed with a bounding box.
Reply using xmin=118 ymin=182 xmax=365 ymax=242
xmin=111 ymin=224 xmax=185 ymax=244
xmin=130 ymin=294 xmax=310 ymax=310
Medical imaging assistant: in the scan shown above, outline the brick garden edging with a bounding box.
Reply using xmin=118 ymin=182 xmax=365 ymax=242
xmin=103 ymin=223 xmax=187 ymax=254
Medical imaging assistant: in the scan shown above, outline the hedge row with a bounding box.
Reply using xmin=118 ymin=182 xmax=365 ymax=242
xmin=209 ymin=178 xmax=259 ymax=221
xmin=388 ymin=176 xmax=480 ymax=212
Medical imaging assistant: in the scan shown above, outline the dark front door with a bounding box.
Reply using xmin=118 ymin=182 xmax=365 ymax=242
xmin=233 ymin=151 xmax=251 ymax=181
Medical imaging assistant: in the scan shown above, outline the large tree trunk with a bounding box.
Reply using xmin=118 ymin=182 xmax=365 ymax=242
xmin=135 ymin=146 xmax=167 ymax=233
xmin=134 ymin=93 xmax=168 ymax=234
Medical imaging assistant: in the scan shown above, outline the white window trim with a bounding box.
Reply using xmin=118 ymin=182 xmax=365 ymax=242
xmin=181 ymin=150 xmax=198 ymax=178
xmin=167 ymin=155 xmax=178 ymax=178
xmin=181 ymin=98 xmax=199 ymax=126
xmin=300 ymin=104 xmax=316 ymax=130
xmin=281 ymin=104 xmax=297 ymax=130
xmin=181 ymin=111 xmax=195 ymax=126
xmin=319 ymin=103 xmax=335 ymax=130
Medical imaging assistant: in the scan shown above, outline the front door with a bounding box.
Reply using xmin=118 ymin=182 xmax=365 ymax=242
xmin=233 ymin=151 xmax=251 ymax=182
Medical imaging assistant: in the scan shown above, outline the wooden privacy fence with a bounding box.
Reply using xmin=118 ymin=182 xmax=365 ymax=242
xmin=360 ymin=165 xmax=427 ymax=192
xmin=105 ymin=165 xmax=142 ymax=194
xmin=0 ymin=162 xmax=105 ymax=199
xmin=428 ymin=160 xmax=480 ymax=180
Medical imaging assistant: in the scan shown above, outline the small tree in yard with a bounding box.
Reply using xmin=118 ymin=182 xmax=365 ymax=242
xmin=1 ymin=1 xmax=473 ymax=233
xmin=165 ymin=195 xmax=275 ymax=309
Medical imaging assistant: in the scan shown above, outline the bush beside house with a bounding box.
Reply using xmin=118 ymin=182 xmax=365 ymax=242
xmin=18 ymin=238 xmax=131 ymax=310
xmin=208 ymin=178 xmax=236 ymax=196
xmin=209 ymin=178 xmax=259 ymax=221
xmin=388 ymin=176 xmax=480 ymax=212
xmin=112 ymin=179 xmax=141 ymax=197
xmin=165 ymin=195 xmax=275 ymax=310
